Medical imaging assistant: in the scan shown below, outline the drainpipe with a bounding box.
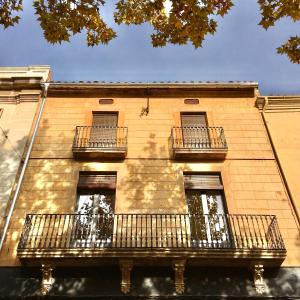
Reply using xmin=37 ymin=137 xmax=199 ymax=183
xmin=0 ymin=83 xmax=49 ymax=251
xmin=260 ymin=96 xmax=300 ymax=228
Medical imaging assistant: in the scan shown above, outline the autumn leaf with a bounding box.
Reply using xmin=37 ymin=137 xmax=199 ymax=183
xmin=258 ymin=0 xmax=300 ymax=63
xmin=0 ymin=0 xmax=299 ymax=64
xmin=0 ymin=0 xmax=23 ymax=28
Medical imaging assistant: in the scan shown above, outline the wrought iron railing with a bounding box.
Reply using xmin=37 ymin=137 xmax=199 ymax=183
xmin=171 ymin=126 xmax=227 ymax=150
xmin=18 ymin=214 xmax=285 ymax=251
xmin=73 ymin=126 xmax=128 ymax=150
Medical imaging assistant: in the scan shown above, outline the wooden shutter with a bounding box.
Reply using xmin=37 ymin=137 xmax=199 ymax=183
xmin=78 ymin=173 xmax=116 ymax=189
xmin=92 ymin=113 xmax=118 ymax=126
xmin=181 ymin=113 xmax=207 ymax=127
xmin=184 ymin=174 xmax=223 ymax=190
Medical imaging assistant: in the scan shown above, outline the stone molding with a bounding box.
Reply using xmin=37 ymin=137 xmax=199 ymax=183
xmin=41 ymin=264 xmax=54 ymax=295
xmin=256 ymin=96 xmax=300 ymax=111
xmin=172 ymin=259 xmax=186 ymax=294
xmin=119 ymin=259 xmax=133 ymax=294
xmin=0 ymin=65 xmax=51 ymax=81
xmin=0 ymin=91 xmax=40 ymax=104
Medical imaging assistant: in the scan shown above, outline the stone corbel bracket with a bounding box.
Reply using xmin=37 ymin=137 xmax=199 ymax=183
xmin=41 ymin=264 xmax=55 ymax=295
xmin=251 ymin=264 xmax=266 ymax=294
xmin=120 ymin=259 xmax=133 ymax=294
xmin=173 ymin=259 xmax=186 ymax=294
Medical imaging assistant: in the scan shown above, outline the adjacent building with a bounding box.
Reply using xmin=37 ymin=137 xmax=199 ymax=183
xmin=256 ymin=95 xmax=300 ymax=224
xmin=0 ymin=76 xmax=299 ymax=298
xmin=0 ymin=66 xmax=51 ymax=238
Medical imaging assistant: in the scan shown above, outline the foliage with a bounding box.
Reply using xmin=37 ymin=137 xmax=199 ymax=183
xmin=277 ymin=36 xmax=300 ymax=64
xmin=0 ymin=0 xmax=299 ymax=63
xmin=0 ymin=0 xmax=22 ymax=28
xmin=258 ymin=0 xmax=300 ymax=63
xmin=33 ymin=0 xmax=116 ymax=46
xmin=114 ymin=0 xmax=233 ymax=48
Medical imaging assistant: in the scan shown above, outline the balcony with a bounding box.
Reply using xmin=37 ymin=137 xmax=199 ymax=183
xmin=72 ymin=126 xmax=128 ymax=159
xmin=171 ymin=126 xmax=228 ymax=159
xmin=17 ymin=213 xmax=286 ymax=266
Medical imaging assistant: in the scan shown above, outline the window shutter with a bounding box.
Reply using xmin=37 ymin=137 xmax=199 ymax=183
xmin=181 ymin=114 xmax=207 ymax=127
xmin=184 ymin=174 xmax=223 ymax=190
xmin=78 ymin=173 xmax=116 ymax=189
xmin=92 ymin=113 xmax=118 ymax=126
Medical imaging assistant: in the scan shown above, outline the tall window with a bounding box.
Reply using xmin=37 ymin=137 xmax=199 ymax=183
xmin=180 ymin=113 xmax=210 ymax=148
xmin=184 ymin=174 xmax=229 ymax=247
xmin=90 ymin=112 xmax=118 ymax=147
xmin=75 ymin=172 xmax=116 ymax=247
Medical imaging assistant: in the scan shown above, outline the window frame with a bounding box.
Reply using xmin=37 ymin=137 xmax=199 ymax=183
xmin=183 ymin=173 xmax=231 ymax=247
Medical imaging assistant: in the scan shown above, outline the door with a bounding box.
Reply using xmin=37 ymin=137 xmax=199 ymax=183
xmin=75 ymin=190 xmax=115 ymax=247
xmin=184 ymin=174 xmax=229 ymax=248
xmin=74 ymin=173 xmax=116 ymax=248
xmin=90 ymin=113 xmax=118 ymax=147
xmin=186 ymin=190 xmax=228 ymax=247
xmin=181 ymin=113 xmax=210 ymax=148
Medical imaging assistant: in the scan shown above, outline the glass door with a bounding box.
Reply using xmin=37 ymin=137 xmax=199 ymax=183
xmin=186 ymin=190 xmax=228 ymax=247
xmin=75 ymin=190 xmax=115 ymax=247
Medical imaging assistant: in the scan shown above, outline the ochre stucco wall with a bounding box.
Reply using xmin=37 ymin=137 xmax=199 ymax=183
xmin=263 ymin=112 xmax=300 ymax=220
xmin=1 ymin=94 xmax=299 ymax=267
xmin=0 ymin=101 xmax=39 ymax=232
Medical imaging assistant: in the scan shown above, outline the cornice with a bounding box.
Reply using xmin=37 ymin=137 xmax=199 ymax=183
xmin=0 ymin=77 xmax=45 ymax=91
xmin=0 ymin=90 xmax=40 ymax=104
xmin=46 ymin=81 xmax=258 ymax=98
xmin=48 ymin=81 xmax=258 ymax=89
xmin=0 ymin=65 xmax=51 ymax=82
xmin=256 ymin=96 xmax=300 ymax=112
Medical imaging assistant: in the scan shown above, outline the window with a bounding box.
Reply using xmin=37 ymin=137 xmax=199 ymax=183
xmin=90 ymin=112 xmax=118 ymax=147
xmin=184 ymin=174 xmax=229 ymax=247
xmin=92 ymin=112 xmax=118 ymax=127
xmin=74 ymin=172 xmax=116 ymax=247
xmin=181 ymin=113 xmax=207 ymax=127
xmin=180 ymin=113 xmax=210 ymax=148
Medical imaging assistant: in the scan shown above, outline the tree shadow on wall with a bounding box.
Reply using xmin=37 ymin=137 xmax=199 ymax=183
xmin=119 ymin=133 xmax=190 ymax=214
xmin=0 ymin=130 xmax=28 ymax=237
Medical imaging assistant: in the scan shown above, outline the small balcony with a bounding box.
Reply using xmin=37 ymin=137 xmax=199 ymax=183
xmin=17 ymin=213 xmax=286 ymax=266
xmin=171 ymin=126 xmax=228 ymax=159
xmin=72 ymin=126 xmax=128 ymax=159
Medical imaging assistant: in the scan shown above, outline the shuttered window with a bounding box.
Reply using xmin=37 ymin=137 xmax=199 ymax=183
xmin=92 ymin=113 xmax=118 ymax=127
xmin=181 ymin=113 xmax=207 ymax=127
xmin=184 ymin=174 xmax=223 ymax=190
xmin=78 ymin=173 xmax=117 ymax=189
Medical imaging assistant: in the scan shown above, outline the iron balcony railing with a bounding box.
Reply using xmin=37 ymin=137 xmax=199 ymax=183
xmin=171 ymin=126 xmax=227 ymax=150
xmin=18 ymin=214 xmax=285 ymax=251
xmin=73 ymin=126 xmax=128 ymax=150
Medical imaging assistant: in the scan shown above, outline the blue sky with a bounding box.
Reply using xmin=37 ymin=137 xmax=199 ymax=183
xmin=0 ymin=0 xmax=299 ymax=94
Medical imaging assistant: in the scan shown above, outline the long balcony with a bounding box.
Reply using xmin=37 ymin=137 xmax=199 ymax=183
xmin=17 ymin=213 xmax=286 ymax=266
xmin=72 ymin=126 xmax=128 ymax=159
xmin=171 ymin=126 xmax=228 ymax=159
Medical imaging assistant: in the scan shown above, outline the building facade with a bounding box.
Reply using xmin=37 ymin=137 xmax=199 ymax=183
xmin=256 ymin=95 xmax=300 ymax=225
xmin=0 ymin=66 xmax=51 ymax=237
xmin=0 ymin=78 xmax=299 ymax=299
